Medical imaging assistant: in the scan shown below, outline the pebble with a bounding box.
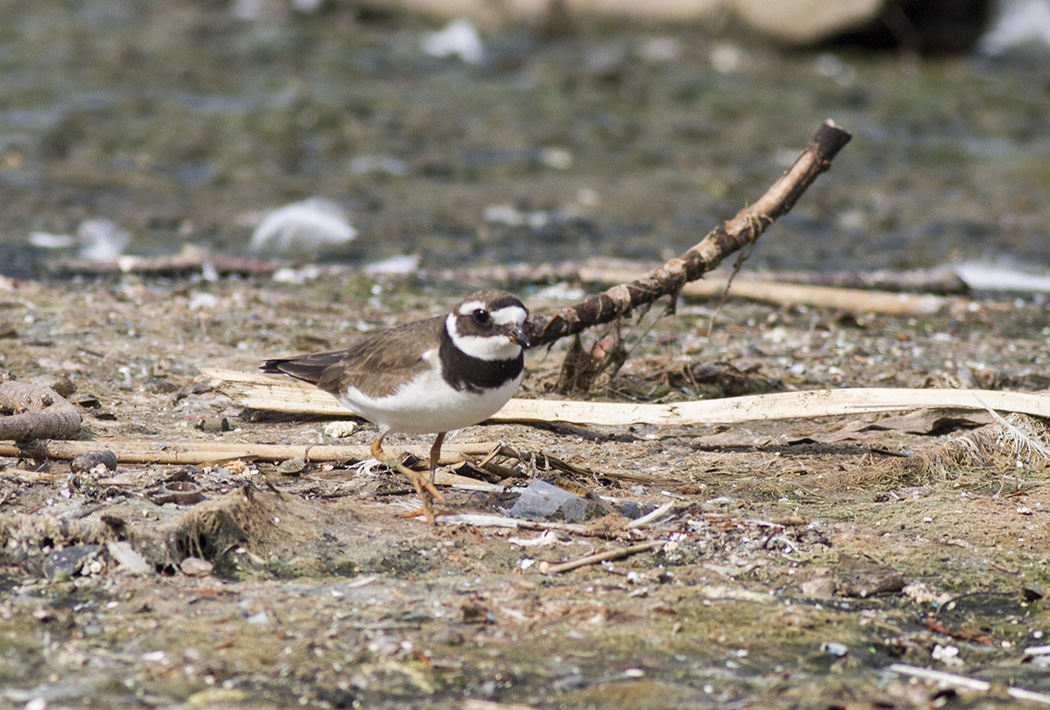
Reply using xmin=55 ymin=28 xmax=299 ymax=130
xmin=323 ymin=420 xmax=357 ymax=438
xmin=180 ymin=557 xmax=214 ymax=577
xmin=821 ymin=641 xmax=849 ymax=657
xmin=195 ymin=416 xmax=230 ymax=433
xmin=421 ymin=19 xmax=484 ymax=64
xmin=431 ymin=628 xmax=465 ymax=646
xmin=245 ymin=611 xmax=270 ymax=626
xmin=33 ymin=373 xmax=77 ymax=397
xmin=70 ymin=450 xmax=117 ymax=474
xmin=107 ymin=541 xmax=153 ymax=576
xmin=801 ymin=577 xmax=837 ymax=599
xmin=70 ymin=392 xmax=100 ymax=408
xmin=43 ymin=545 xmax=101 ymax=581
xmin=277 ymin=456 xmax=307 ymax=475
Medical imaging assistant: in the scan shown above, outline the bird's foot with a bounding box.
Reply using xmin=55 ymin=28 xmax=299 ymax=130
xmin=388 ymin=459 xmax=444 ymax=504
xmin=386 ymin=459 xmax=444 ymax=523
xmin=400 ymin=502 xmax=449 ymax=523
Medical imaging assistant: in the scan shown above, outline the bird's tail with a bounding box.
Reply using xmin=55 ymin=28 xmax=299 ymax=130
xmin=260 ymin=350 xmax=346 ymax=385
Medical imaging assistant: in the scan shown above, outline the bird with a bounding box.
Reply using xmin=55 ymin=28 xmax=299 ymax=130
xmin=261 ymin=289 xmax=530 ymax=522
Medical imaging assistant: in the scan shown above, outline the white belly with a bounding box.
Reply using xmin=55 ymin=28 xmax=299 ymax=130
xmin=336 ymin=363 xmax=522 ymax=436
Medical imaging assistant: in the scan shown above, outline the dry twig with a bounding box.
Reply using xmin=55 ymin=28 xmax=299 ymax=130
xmin=0 ymin=439 xmax=508 ymax=466
xmin=527 ymin=120 xmax=852 ymax=347
xmin=542 ymin=540 xmax=664 ymax=574
xmin=43 ymin=244 xmax=287 ymax=279
xmin=887 ymin=664 xmax=1050 ymax=705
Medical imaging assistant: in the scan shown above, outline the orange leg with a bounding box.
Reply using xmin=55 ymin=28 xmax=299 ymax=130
xmin=371 ymin=436 xmax=444 ymax=523
xmin=429 ymin=432 xmax=446 ymax=482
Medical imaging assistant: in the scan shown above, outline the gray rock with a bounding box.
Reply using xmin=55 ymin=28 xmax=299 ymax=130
xmin=43 ymin=545 xmax=100 ymax=580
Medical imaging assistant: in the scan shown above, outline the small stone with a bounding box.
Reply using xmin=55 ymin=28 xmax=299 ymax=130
xmin=143 ymin=377 xmax=179 ymax=394
xmin=43 ymin=545 xmax=101 ymax=580
xmin=323 ymin=420 xmax=356 ymax=438
xmin=246 ymin=610 xmax=270 ymax=626
xmin=195 ymin=416 xmax=229 ymax=432
xmin=277 ymin=456 xmax=307 ymax=475
xmin=801 ymin=577 xmax=837 ymax=599
xmin=33 ymin=373 xmax=77 ymax=397
xmin=186 ymin=689 xmax=249 ymax=706
xmin=107 ymin=541 xmax=153 ymax=576
xmin=1023 ymin=587 xmax=1045 ymax=602
xmin=432 ymin=628 xmax=465 ymax=646
xmin=460 ymin=600 xmax=494 ymax=624
xmin=70 ymin=450 xmax=117 ymax=474
xmin=70 ymin=392 xmax=101 ymax=408
xmin=187 ymin=382 xmax=212 ymax=395
xmin=821 ymin=642 xmax=849 ymax=657
xmin=931 ymin=643 xmax=962 ymax=666
xmin=180 ymin=557 xmax=214 ymax=577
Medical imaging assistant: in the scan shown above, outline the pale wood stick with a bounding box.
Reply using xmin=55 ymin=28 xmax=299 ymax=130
xmin=203 ymin=368 xmax=1050 ymax=426
xmin=496 ymin=389 xmax=1050 ymax=425
xmin=422 ymin=261 xmax=970 ymax=297
xmin=542 ymin=540 xmax=664 ymax=575
xmin=44 ymin=244 xmax=287 ymax=279
xmin=435 ymin=512 xmax=588 ymax=534
xmin=0 ymin=439 xmax=508 ymax=466
xmin=463 ymin=699 xmax=542 ymax=710
xmin=887 ymin=664 xmax=1050 ymax=704
xmin=748 ymin=266 xmax=969 ymax=295
xmin=205 ymin=367 xmax=351 ymax=416
xmin=624 ymin=501 xmax=675 ymax=529
xmin=574 ymin=265 xmax=970 ymax=317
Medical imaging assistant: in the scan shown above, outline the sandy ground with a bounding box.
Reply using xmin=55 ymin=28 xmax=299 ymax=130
xmin=1 ymin=272 xmax=1049 ymax=708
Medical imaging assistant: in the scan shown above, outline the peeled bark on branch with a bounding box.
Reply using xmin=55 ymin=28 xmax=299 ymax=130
xmin=528 ymin=120 xmax=852 ymax=348
xmin=0 ymin=380 xmax=82 ymax=441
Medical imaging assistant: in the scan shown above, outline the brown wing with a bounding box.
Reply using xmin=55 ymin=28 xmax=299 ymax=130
xmin=261 ymin=316 xmax=444 ymax=399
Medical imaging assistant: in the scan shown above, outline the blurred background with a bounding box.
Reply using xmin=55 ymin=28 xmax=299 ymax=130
xmin=0 ymin=0 xmax=1048 ymax=279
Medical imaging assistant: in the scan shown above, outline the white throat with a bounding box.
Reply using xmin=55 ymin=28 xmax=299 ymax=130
xmin=446 ymin=313 xmax=522 ymax=361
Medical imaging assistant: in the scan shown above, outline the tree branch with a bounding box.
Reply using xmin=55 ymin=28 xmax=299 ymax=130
xmin=528 ymin=120 xmax=852 ymax=347
xmin=0 ymin=379 xmax=82 ymax=441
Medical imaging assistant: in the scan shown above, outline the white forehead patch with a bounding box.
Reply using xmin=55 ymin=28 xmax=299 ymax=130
xmin=492 ymin=305 xmax=527 ymax=326
xmin=457 ymin=300 xmax=486 ymax=316
xmin=457 ymin=301 xmax=527 ymax=326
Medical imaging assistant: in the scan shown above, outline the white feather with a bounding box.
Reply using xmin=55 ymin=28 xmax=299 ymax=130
xmin=447 ymin=304 xmax=527 ymax=361
xmin=336 ymin=349 xmax=522 ymax=436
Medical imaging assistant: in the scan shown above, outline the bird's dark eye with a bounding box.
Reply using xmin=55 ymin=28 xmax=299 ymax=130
xmin=472 ymin=308 xmax=492 ymax=326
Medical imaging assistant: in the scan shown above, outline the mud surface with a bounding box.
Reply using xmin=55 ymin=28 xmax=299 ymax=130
xmin=1 ymin=272 xmax=1049 ymax=708
xmin=3 ymin=3 xmax=1050 ymax=709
